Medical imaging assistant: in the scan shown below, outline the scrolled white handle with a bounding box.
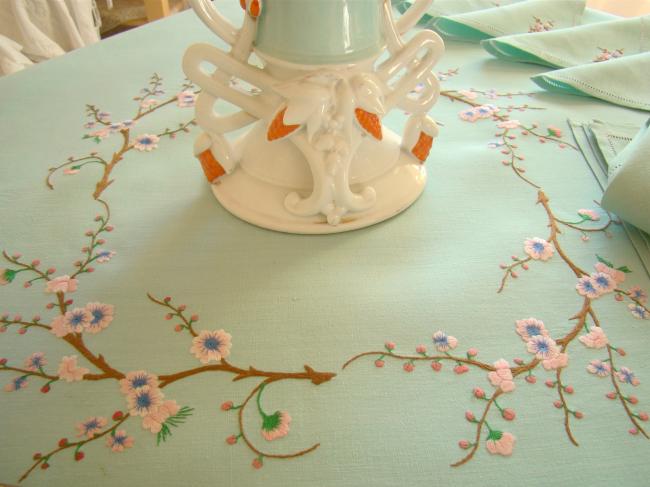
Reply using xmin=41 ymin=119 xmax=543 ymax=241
xmin=394 ymin=0 xmax=433 ymax=34
xmin=189 ymin=0 xmax=240 ymax=46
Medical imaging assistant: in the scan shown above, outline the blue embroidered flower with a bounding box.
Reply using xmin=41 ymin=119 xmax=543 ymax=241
xmin=127 ymin=386 xmax=163 ymax=416
xmin=616 ymin=367 xmax=640 ymax=386
xmin=515 ymin=318 xmax=548 ymax=341
xmin=629 ymin=304 xmax=649 ymax=320
xmin=24 ymin=352 xmax=47 ymax=371
xmin=586 ymin=360 xmax=610 ymax=377
xmin=4 ymin=376 xmax=28 ymax=392
xmin=526 ymin=335 xmax=558 ymax=360
xmin=76 ymin=416 xmax=108 ymax=438
xmin=432 ymin=330 xmax=458 ymax=352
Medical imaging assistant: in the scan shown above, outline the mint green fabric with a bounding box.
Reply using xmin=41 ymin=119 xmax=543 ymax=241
xmin=569 ymin=119 xmax=650 ymax=276
xmin=483 ymin=16 xmax=650 ymax=68
xmin=394 ymin=0 xmax=524 ymax=28
xmin=602 ymin=119 xmax=650 ymax=233
xmin=532 ymin=52 xmax=650 ymax=111
xmin=432 ymin=0 xmax=586 ymax=42
xmin=1 ymin=4 xmax=650 ymax=487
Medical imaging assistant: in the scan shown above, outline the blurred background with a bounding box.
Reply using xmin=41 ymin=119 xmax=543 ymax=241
xmin=0 ymin=0 xmax=649 ymax=77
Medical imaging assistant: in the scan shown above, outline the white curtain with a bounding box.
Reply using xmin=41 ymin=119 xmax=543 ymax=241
xmin=0 ymin=0 xmax=100 ymax=76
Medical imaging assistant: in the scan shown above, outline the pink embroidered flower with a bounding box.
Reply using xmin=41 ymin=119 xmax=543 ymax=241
xmin=261 ymin=411 xmax=292 ymax=441
xmin=587 ymin=359 xmax=610 ymax=377
xmin=458 ymin=90 xmax=477 ymax=100
xmin=190 ymin=329 xmax=232 ymax=364
xmin=76 ymin=416 xmax=108 ymax=438
xmin=45 ymin=275 xmax=78 ymax=294
xmin=591 ymin=272 xmax=616 ymax=295
xmin=141 ymin=400 xmax=180 ymax=433
xmin=140 ymin=99 xmax=158 ymax=109
xmin=432 ymin=331 xmax=458 ymax=352
xmin=459 ymin=108 xmax=480 ymax=122
xmin=119 ymin=370 xmax=159 ymax=395
xmin=4 ymin=376 xmax=28 ymax=392
xmin=63 ymin=308 xmax=92 ymax=333
xmin=542 ymin=352 xmax=568 ymax=371
xmin=108 ymin=122 xmax=124 ymax=132
xmin=84 ymin=302 xmax=114 ymax=333
xmin=133 ymin=134 xmax=160 ymax=152
xmin=578 ymin=209 xmax=599 ymax=221
xmin=487 ymin=359 xmax=515 ymax=393
xmin=176 ymin=91 xmax=197 ymax=108
xmin=628 ymin=286 xmax=648 ymax=304
xmin=594 ymin=262 xmax=626 ymax=284
xmin=576 ymin=276 xmax=601 ymax=299
xmin=50 ymin=315 xmax=69 ymax=338
xmin=486 ymin=431 xmax=515 ymax=456
xmin=497 ymin=120 xmax=521 ymax=129
xmin=524 ymin=237 xmax=554 ymax=261
xmin=64 ymin=168 xmax=80 ymax=175
xmin=629 ymin=304 xmax=649 ymax=320
xmin=616 ymin=367 xmax=640 ymax=386
xmin=24 ymin=352 xmax=47 ymax=371
xmin=106 ymin=430 xmax=134 ymax=452
xmin=526 ymin=335 xmax=559 ymax=360
xmin=58 ymin=355 xmax=90 ymax=382
xmin=475 ymin=105 xmax=495 ymax=119
xmin=547 ymin=125 xmax=563 ymax=137
xmin=578 ymin=327 xmax=608 ymax=349
xmin=515 ymin=317 xmax=548 ymax=341
xmin=89 ymin=128 xmax=110 ymax=140
xmin=95 ymin=250 xmax=116 ymax=263
xmin=127 ymin=385 xmax=163 ymax=417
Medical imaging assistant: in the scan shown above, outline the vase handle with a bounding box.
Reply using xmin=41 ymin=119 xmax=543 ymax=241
xmin=394 ymin=0 xmax=433 ymax=34
xmin=189 ymin=0 xmax=240 ymax=46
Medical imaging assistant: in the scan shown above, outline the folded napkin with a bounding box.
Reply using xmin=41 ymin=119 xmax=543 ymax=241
xmin=431 ymin=0 xmax=586 ymax=42
xmin=531 ymin=52 xmax=650 ymax=111
xmin=570 ymin=119 xmax=650 ymax=276
xmin=601 ymin=119 xmax=650 ymax=234
xmin=393 ymin=0 xmax=523 ymax=26
xmin=483 ymin=16 xmax=650 ymax=68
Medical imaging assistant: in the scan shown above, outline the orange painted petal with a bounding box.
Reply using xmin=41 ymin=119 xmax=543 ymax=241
xmin=198 ymin=149 xmax=226 ymax=183
xmin=250 ymin=0 xmax=261 ymax=17
xmin=240 ymin=0 xmax=246 ymax=10
xmin=411 ymin=131 xmax=434 ymax=163
xmin=355 ymin=108 xmax=382 ymax=140
xmin=267 ymin=108 xmax=301 ymax=141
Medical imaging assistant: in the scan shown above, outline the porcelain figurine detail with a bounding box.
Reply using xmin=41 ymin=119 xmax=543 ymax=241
xmin=184 ymin=0 xmax=444 ymax=233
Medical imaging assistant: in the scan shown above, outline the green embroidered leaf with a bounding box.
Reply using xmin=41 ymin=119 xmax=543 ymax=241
xmin=487 ymin=429 xmax=503 ymax=441
xmin=617 ymin=265 xmax=632 ymax=274
xmin=2 ymin=269 xmax=17 ymax=283
xmin=596 ymin=254 xmax=614 ymax=268
xmin=156 ymin=406 xmax=194 ymax=446
xmin=262 ymin=411 xmax=281 ymax=432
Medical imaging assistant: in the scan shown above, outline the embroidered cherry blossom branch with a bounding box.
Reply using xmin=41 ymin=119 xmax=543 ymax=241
xmin=452 ymin=390 xmax=502 ymax=467
xmin=342 ymin=350 xmax=495 ymax=372
xmin=18 ymin=412 xmax=131 ymax=483
xmin=1 ymin=251 xmax=52 ymax=286
xmin=497 ymin=256 xmax=532 ymax=293
xmin=553 ymin=367 xmax=580 ymax=446
xmin=147 ymin=293 xmax=198 ymax=337
xmin=46 ymin=155 xmax=107 ymax=190
xmin=70 ymin=199 xmax=112 ymax=278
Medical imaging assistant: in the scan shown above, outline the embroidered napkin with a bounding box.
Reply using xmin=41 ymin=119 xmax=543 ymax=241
xmin=431 ymin=0 xmax=586 ymax=42
xmin=482 ymin=16 xmax=650 ymax=68
xmin=570 ymin=119 xmax=650 ymax=276
xmin=531 ymin=52 xmax=650 ymax=111
xmin=393 ymin=0 xmax=524 ymax=27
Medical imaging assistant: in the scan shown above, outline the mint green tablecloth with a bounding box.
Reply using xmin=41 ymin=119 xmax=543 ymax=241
xmin=1 ymin=4 xmax=650 ymax=487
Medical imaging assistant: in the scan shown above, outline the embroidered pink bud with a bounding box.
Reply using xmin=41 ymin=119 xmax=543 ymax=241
xmin=374 ymin=359 xmax=385 ymax=368
xmin=403 ymin=363 xmax=414 ymax=373
xmin=431 ymin=361 xmax=442 ymax=372
xmin=226 ymin=435 xmax=238 ymax=445
xmin=564 ymin=386 xmax=574 ymax=394
xmin=545 ymin=380 xmax=555 ymax=388
xmin=525 ymin=375 xmax=536 ymax=384
xmin=467 ymin=348 xmax=478 ymax=357
xmin=33 ymin=452 xmax=42 ymax=460
xmin=553 ymin=401 xmax=562 ymax=408
xmin=454 ymin=364 xmax=469 ymax=374
xmin=0 ymin=358 xmax=6 ymax=365
xmin=416 ymin=344 xmax=427 ymax=354
xmin=177 ymin=304 xmax=187 ymax=311
xmin=46 ymin=268 xmax=56 ymax=274
xmin=12 ymin=253 xmax=21 ymax=259
xmin=81 ymin=246 xmax=89 ymax=252
xmin=581 ymin=235 xmax=590 ymax=242
xmin=31 ymin=259 xmax=40 ymax=267
xmin=513 ymin=358 xmax=524 ymax=365
xmin=522 ymin=263 xmax=529 ymax=270
xmin=74 ymin=261 xmax=82 ymax=267
xmin=458 ymin=440 xmax=471 ymax=449
xmin=112 ymin=410 xmax=124 ymax=421
xmin=574 ymin=411 xmax=584 ymax=419
xmin=18 ymin=328 xmax=27 ymax=335
xmin=164 ymin=296 xmax=172 ymax=303
xmin=473 ymin=387 xmax=485 ymax=399
xmin=606 ymin=392 xmax=617 ymax=400
xmin=521 ymin=130 xmax=529 ymax=135
xmin=617 ymin=348 xmax=626 ymax=356
xmin=385 ymin=341 xmax=396 ymax=351
xmin=638 ymin=412 xmax=649 ymax=421
xmin=32 ymin=315 xmax=41 ymax=322
xmin=511 ymin=255 xmax=518 ymax=261
xmin=65 ymin=299 xmax=73 ymax=306
xmin=615 ymin=294 xmax=624 ymax=301
xmin=252 ymin=458 xmax=263 ymax=469
xmin=105 ymin=225 xmax=114 ymax=232
xmin=174 ymin=324 xmax=183 ymax=332
xmin=221 ymin=401 xmax=234 ymax=411
xmin=539 ymin=138 xmax=546 ymax=143
xmin=499 ymin=263 xmax=507 ymax=269
xmin=85 ymin=231 xmax=94 ymax=237
xmin=23 ymin=282 xmax=31 ymax=288
xmin=97 ymin=239 xmax=106 ymax=245
xmin=58 ymin=438 xmax=69 ymax=447
xmin=190 ymin=314 xmax=199 ymax=322
xmin=14 ymin=314 xmax=22 ymax=322
xmin=502 ymin=408 xmax=516 ymax=421
xmin=465 ymin=411 xmax=475 ymax=422
xmin=86 ymin=267 xmax=95 ymax=273
xmin=46 ymin=303 xmax=55 ymax=309
xmin=165 ymin=313 xmax=173 ymax=320
xmin=75 ymin=451 xmax=85 ymax=462
xmin=629 ymin=428 xmax=639 ymax=435
xmin=40 ymin=384 xmax=50 ymax=393
xmin=511 ymin=271 xmax=518 ymax=278
xmin=628 ymin=396 xmax=638 ymax=405
xmin=0 ymin=326 xmax=6 ymax=333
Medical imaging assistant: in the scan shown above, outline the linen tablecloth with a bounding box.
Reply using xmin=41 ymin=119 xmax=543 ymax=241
xmin=1 ymin=4 xmax=649 ymax=486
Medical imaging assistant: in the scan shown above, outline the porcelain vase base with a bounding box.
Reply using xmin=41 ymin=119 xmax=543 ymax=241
xmin=211 ymin=152 xmax=427 ymax=235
